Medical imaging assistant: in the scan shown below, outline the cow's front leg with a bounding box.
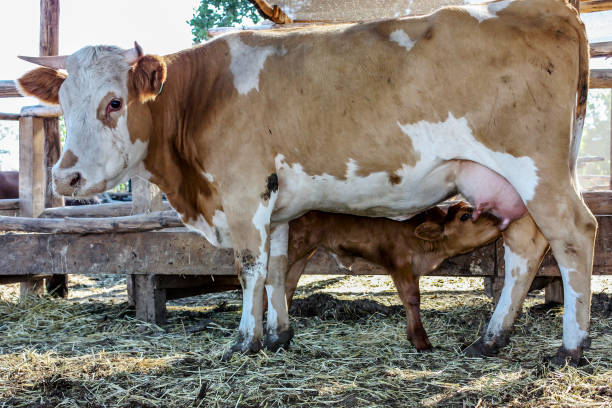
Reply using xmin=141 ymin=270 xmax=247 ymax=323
xmin=465 ymin=215 xmax=548 ymax=357
xmin=264 ymin=223 xmax=293 ymax=351
xmin=222 ymin=184 xmax=278 ymax=360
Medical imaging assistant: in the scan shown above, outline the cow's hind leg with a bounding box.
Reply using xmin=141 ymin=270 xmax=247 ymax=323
xmin=465 ymin=215 xmax=548 ymax=357
xmin=264 ymin=223 xmax=293 ymax=352
xmin=529 ymin=188 xmax=596 ymax=365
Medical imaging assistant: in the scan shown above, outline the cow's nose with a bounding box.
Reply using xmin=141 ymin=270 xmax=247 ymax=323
xmin=68 ymin=172 xmax=82 ymax=187
xmin=53 ymin=171 xmax=83 ymax=195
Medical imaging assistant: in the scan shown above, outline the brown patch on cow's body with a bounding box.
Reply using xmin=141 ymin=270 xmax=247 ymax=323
xmin=388 ymin=173 xmax=402 ymax=185
xmin=59 ymin=150 xmax=79 ymax=169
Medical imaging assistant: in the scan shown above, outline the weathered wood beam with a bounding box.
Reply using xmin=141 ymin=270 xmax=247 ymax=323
xmin=40 ymin=202 xmax=171 ymax=218
xmin=0 ymin=199 xmax=19 ymax=211
xmin=580 ymin=0 xmax=612 ymax=13
xmin=0 ymin=112 xmax=20 ymax=120
xmin=20 ymin=105 xmax=62 ymax=118
xmin=583 ymin=190 xmax=612 ymax=215
xmin=590 ymin=41 xmax=612 ymax=58
xmin=0 ymin=274 xmax=52 ymax=284
xmin=19 ymin=116 xmax=45 ymax=219
xmin=0 ymin=215 xmax=609 ymax=277
xmin=590 ymin=69 xmax=612 ymax=89
xmin=0 ymin=211 xmax=182 ymax=234
xmin=0 ymin=80 xmax=21 ymax=98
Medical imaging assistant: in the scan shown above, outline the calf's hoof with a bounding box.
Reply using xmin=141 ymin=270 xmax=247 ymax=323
xmin=463 ymin=335 xmax=508 ymax=358
xmin=221 ymin=335 xmax=263 ymax=361
xmin=264 ymin=327 xmax=294 ymax=352
xmin=548 ymin=345 xmax=588 ymax=368
xmin=409 ymin=336 xmax=433 ymax=352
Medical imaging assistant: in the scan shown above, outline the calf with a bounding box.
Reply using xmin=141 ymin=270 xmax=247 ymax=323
xmin=285 ymin=202 xmax=501 ymax=351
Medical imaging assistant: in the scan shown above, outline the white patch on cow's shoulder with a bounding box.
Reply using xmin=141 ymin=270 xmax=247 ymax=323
xmin=226 ymin=36 xmax=285 ymax=95
xmin=397 ymin=112 xmax=539 ymax=202
xmin=559 ymin=265 xmax=589 ymax=350
xmin=270 ymin=223 xmax=289 ymax=257
xmin=462 ymin=0 xmax=512 ymax=23
xmin=390 ymin=29 xmax=416 ymax=52
xmin=486 ymin=243 xmax=527 ymax=337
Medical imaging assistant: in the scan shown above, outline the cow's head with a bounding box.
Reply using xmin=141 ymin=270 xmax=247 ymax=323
xmin=17 ymin=43 xmax=166 ymax=196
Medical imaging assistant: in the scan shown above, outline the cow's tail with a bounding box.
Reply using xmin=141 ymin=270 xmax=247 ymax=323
xmin=569 ymin=6 xmax=589 ymax=180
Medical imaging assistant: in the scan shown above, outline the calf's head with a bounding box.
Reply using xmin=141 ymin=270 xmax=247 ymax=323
xmin=414 ymin=202 xmax=501 ymax=256
xmin=17 ymin=43 xmax=166 ymax=196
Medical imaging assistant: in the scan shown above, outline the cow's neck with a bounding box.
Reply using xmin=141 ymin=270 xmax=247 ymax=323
xmin=136 ymin=44 xmax=223 ymax=223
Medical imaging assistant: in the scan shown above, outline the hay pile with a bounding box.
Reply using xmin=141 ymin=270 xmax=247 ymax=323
xmin=0 ymin=274 xmax=610 ymax=407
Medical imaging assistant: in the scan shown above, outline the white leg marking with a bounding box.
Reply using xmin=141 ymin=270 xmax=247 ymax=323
xmin=238 ymin=263 xmax=266 ymax=338
xmin=265 ymin=284 xmax=279 ymax=335
xmin=270 ymin=223 xmax=289 ymax=257
xmin=559 ymin=265 xmax=588 ymax=350
xmin=487 ymin=243 xmax=527 ymax=337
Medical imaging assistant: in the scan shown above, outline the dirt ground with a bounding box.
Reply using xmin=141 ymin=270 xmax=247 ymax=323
xmin=0 ymin=274 xmax=610 ymax=407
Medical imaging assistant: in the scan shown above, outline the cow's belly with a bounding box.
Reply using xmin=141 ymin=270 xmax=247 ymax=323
xmin=272 ymin=156 xmax=458 ymax=223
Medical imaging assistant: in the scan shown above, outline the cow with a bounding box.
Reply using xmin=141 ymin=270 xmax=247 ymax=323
xmin=285 ymin=202 xmax=502 ymax=351
xmin=0 ymin=171 xmax=18 ymax=199
xmin=17 ymin=0 xmax=594 ymax=365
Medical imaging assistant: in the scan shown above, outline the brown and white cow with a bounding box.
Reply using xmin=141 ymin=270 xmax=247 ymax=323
xmin=18 ymin=0 xmax=594 ymax=365
xmin=285 ymin=202 xmax=502 ymax=351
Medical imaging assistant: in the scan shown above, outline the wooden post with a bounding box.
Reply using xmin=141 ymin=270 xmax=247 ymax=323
xmin=134 ymin=274 xmax=167 ymax=325
xmin=18 ymin=116 xmax=46 ymax=297
xmin=544 ymin=279 xmax=564 ymax=304
xmin=40 ymin=0 xmax=67 ymax=297
xmin=128 ymin=178 xmax=164 ymax=309
xmin=610 ymin=91 xmax=611 ymax=190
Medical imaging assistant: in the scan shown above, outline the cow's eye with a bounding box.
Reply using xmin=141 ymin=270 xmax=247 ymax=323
xmin=460 ymin=213 xmax=471 ymax=222
xmin=107 ymin=99 xmax=122 ymax=112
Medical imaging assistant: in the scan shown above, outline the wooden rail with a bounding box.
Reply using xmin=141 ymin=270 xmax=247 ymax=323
xmin=580 ymin=0 xmax=612 ymax=12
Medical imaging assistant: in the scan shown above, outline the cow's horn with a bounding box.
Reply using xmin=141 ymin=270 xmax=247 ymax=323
xmin=123 ymin=41 xmax=143 ymax=65
xmin=18 ymin=55 xmax=67 ymax=70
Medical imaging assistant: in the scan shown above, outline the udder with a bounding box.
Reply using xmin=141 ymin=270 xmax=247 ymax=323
xmin=455 ymin=161 xmax=527 ymax=230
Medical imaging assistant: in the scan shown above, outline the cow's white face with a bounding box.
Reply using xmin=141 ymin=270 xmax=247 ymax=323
xmin=17 ymin=44 xmax=166 ymax=197
xmin=54 ymin=46 xmax=145 ymax=196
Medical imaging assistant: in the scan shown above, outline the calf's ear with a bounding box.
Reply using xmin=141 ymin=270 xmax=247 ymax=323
xmin=128 ymin=54 xmax=167 ymax=103
xmin=17 ymin=67 xmax=66 ymax=105
xmin=414 ymin=222 xmax=444 ymax=241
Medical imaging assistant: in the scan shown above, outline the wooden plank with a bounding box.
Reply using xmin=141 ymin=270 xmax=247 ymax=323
xmin=40 ymin=202 xmax=171 ymax=218
xmin=0 ymin=274 xmax=51 ymax=284
xmin=590 ymin=41 xmax=612 ymax=58
xmin=248 ymin=0 xmax=293 ymax=23
xmin=134 ymin=274 xmax=166 ymax=325
xmin=20 ymin=105 xmax=62 ymax=118
xmin=0 ymin=211 xmax=182 ymax=234
xmin=0 ymin=80 xmax=21 ymax=98
xmin=0 ymin=199 xmax=19 ymax=211
xmin=19 ymin=117 xmax=45 ymax=219
xmin=583 ymin=190 xmax=612 ymax=215
xmin=580 ymin=0 xmax=612 ymax=13
xmin=590 ymin=69 xmax=612 ymax=89
xmin=0 ymin=112 xmax=20 ymax=120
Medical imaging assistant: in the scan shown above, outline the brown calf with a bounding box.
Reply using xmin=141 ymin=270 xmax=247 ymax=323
xmin=284 ymin=202 xmax=501 ymax=351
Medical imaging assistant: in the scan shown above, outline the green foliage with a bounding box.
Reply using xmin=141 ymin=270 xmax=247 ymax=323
xmin=188 ymin=0 xmax=261 ymax=43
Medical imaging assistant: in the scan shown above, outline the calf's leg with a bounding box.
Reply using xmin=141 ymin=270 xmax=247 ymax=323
xmin=390 ymin=269 xmax=431 ymax=351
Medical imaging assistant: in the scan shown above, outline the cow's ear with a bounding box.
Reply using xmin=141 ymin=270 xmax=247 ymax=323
xmin=128 ymin=55 xmax=167 ymax=103
xmin=414 ymin=221 xmax=444 ymax=241
xmin=17 ymin=67 xmax=66 ymax=105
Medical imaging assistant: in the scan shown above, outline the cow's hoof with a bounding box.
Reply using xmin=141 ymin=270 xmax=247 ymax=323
xmin=264 ymin=327 xmax=294 ymax=352
xmin=221 ymin=336 xmax=263 ymax=361
xmin=548 ymin=346 xmax=588 ymax=367
xmin=410 ymin=337 xmax=433 ymax=352
xmin=463 ymin=336 xmax=506 ymax=358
